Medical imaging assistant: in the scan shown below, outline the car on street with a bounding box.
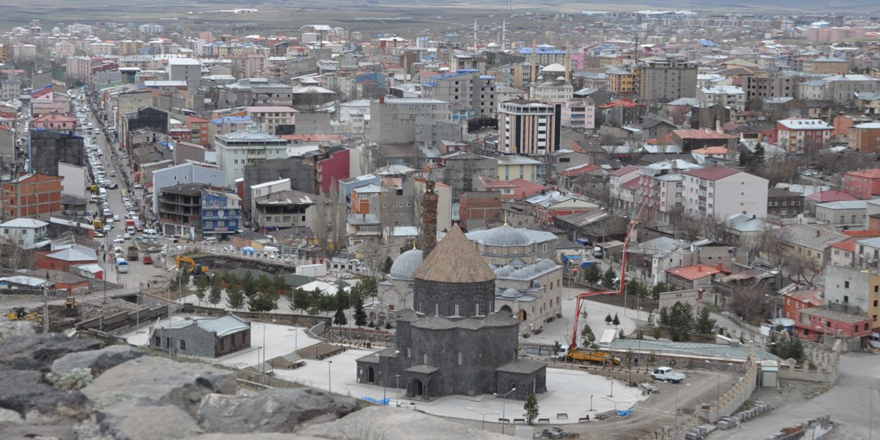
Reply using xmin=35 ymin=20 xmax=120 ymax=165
xmin=651 ymin=367 xmax=686 ymax=383
xmin=113 ymin=215 xmax=120 ymax=222
xmin=113 ymin=237 xmax=124 ymax=245
xmin=124 ymin=232 xmax=131 ymax=240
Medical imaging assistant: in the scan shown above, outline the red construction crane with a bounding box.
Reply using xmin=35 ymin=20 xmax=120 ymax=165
xmin=569 ymin=205 xmax=644 ymax=350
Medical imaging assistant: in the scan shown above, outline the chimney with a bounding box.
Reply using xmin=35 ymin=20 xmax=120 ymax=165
xmin=379 ymin=96 xmax=385 ymax=104
xmin=420 ymin=180 xmax=439 ymax=258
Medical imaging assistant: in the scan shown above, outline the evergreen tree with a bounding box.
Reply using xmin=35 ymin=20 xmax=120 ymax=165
xmin=333 ymin=291 xmax=348 ymax=326
xmin=248 ymin=291 xmax=278 ymax=312
xmin=695 ymin=307 xmax=717 ymax=335
xmin=523 ymin=393 xmax=540 ymax=425
xmin=605 ymin=313 xmax=613 ymax=324
xmin=602 ymin=266 xmax=617 ymax=289
xmin=242 ymin=272 xmax=257 ymax=297
xmin=381 ymin=256 xmax=393 ymax=274
xmin=651 ymin=282 xmax=669 ymax=300
xmin=751 ymin=143 xmax=766 ymax=170
xmin=619 ymin=329 xmax=626 ymax=339
xmin=612 ymin=313 xmax=620 ymax=326
xmin=208 ymin=281 xmax=222 ymax=307
xmin=194 ymin=276 xmax=208 ymax=306
xmin=226 ymin=283 xmax=245 ymax=310
xmin=584 ymin=264 xmax=601 ymax=287
xmin=290 ymin=288 xmax=311 ymax=314
xmin=739 ymin=149 xmax=751 ymax=168
xmin=353 ymin=293 xmax=367 ymax=326
xmin=581 ymin=323 xmax=596 ymax=346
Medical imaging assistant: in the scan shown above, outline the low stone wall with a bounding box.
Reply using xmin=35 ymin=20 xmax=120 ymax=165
xmin=185 ymin=304 xmax=331 ymax=328
xmin=693 ymin=350 xmax=758 ymax=423
xmin=76 ymin=305 xmax=168 ymax=332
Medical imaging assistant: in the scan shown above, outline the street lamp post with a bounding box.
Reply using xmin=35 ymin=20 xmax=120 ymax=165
xmin=328 ymin=361 xmax=333 ymax=393
xmin=467 ymin=407 xmax=500 ymax=431
xmin=395 ymin=374 xmax=401 ymax=407
xmin=493 ymin=387 xmax=516 ymax=435
xmin=602 ymin=396 xmax=621 ymax=440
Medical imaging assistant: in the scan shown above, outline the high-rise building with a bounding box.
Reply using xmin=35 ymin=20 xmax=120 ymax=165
xmin=167 ymin=58 xmax=202 ymax=93
xmin=215 ymin=125 xmax=290 ymax=186
xmin=369 ymin=97 xmax=450 ymax=144
xmin=422 ymin=70 xmax=496 ymax=121
xmin=497 ymin=100 xmax=561 ymax=156
xmin=636 ymin=57 xmax=698 ymax=103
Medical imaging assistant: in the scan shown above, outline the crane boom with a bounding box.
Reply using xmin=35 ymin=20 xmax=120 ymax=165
xmin=570 ymin=205 xmax=644 ymax=350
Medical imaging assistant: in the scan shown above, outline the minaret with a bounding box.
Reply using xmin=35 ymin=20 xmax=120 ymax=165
xmin=565 ymin=37 xmax=571 ymax=83
xmin=473 ymin=20 xmax=478 ymax=51
xmin=420 ymin=180 xmax=438 ymax=259
xmin=530 ymin=39 xmax=538 ymax=84
xmin=502 ymin=20 xmax=507 ymax=51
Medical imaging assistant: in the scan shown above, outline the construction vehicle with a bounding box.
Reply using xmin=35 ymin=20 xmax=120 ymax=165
xmin=177 ymin=256 xmax=209 ymax=274
xmin=6 ymin=307 xmax=44 ymax=323
xmin=566 ymin=206 xmax=643 ymax=363
xmin=565 ymin=349 xmax=620 ymax=365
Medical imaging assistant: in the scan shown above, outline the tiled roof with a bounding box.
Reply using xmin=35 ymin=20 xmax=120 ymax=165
xmin=805 ymin=190 xmax=857 ymax=203
xmin=609 ymin=165 xmax=640 ymax=177
xmin=846 ymin=169 xmax=880 ymax=179
xmin=666 ymin=264 xmax=721 ymax=280
xmin=682 ymin=166 xmax=741 ymax=181
xmin=672 ymin=129 xmax=736 ymax=140
xmin=559 ymin=164 xmax=601 ymax=177
xmin=496 ymin=359 xmax=546 ymax=375
xmin=413 ymin=225 xmax=496 ymax=284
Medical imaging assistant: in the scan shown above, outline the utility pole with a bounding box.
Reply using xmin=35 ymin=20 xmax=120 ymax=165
xmin=42 ymin=285 xmax=48 ymax=333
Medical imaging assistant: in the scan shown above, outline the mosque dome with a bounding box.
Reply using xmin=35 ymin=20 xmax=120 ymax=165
xmin=483 ymin=225 xmax=530 ymax=247
xmin=389 ymin=249 xmax=423 ymax=281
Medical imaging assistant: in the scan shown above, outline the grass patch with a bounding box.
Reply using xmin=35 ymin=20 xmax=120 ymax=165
xmin=803 ymin=385 xmax=829 ymax=401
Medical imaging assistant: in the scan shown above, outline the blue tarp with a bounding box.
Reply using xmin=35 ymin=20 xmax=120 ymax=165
xmin=576 ymin=238 xmax=591 ymax=245
xmin=619 ymin=409 xmax=631 ymax=417
xmin=580 ymin=261 xmax=597 ymax=269
xmin=563 ymin=255 xmax=585 ymax=264
xmin=362 ymin=397 xmax=391 ymax=405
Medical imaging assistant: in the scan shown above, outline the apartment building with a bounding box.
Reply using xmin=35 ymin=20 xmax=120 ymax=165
xmin=215 ymin=125 xmax=290 ymax=186
xmin=851 ymin=123 xmax=880 ymax=153
xmin=638 ymin=160 xmax=702 ymax=223
xmin=636 ymin=57 xmax=698 ymax=103
xmin=369 ymin=97 xmax=450 ymax=144
xmin=497 ymin=100 xmax=561 ymax=156
xmin=696 ymin=86 xmax=746 ymax=111
xmin=844 ymin=169 xmax=880 ymax=200
xmin=776 ymin=118 xmax=832 ymax=153
xmin=561 ymin=98 xmax=596 ymax=130
xmin=682 ymin=166 xmax=769 ymax=220
xmin=246 ymin=106 xmax=298 ymax=135
xmin=744 ymin=75 xmax=794 ymax=101
xmin=422 ymin=70 xmax=496 ymax=121
xmin=1 ymin=174 xmax=63 ymax=221
xmin=166 ymin=58 xmax=202 ymax=92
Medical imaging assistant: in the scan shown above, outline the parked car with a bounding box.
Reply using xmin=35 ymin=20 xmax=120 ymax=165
xmin=143 ymin=253 xmax=153 ymax=264
xmin=651 ymin=367 xmax=686 ymax=384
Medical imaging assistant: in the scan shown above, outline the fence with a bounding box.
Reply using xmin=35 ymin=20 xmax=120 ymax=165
xmin=185 ymin=304 xmax=331 ymax=328
xmin=76 ymin=305 xmax=168 ymax=332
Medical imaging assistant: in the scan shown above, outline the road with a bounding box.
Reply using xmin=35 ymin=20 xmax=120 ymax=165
xmin=709 ymin=352 xmax=880 ymax=440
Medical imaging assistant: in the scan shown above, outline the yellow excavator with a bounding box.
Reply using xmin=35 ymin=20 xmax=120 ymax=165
xmin=176 ymin=256 xmax=209 ymax=274
xmin=6 ymin=307 xmax=44 ymax=323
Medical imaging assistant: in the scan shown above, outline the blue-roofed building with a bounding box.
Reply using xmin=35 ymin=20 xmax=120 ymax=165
xmin=150 ymin=314 xmax=252 ymax=358
xmin=208 ymin=115 xmax=253 ymax=146
xmin=517 ymin=45 xmax=568 ymax=67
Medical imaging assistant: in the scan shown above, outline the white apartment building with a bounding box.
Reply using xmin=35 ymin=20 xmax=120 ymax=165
xmin=215 ymin=125 xmax=290 ymax=186
xmin=246 ymin=106 xmax=298 ymax=135
xmin=696 ymin=86 xmax=746 ymax=111
xmin=682 ymin=166 xmax=769 ymax=220
xmin=561 ymin=98 xmax=595 ymax=130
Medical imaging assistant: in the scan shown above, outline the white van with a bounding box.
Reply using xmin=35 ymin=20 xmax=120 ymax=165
xmin=126 ymin=226 xmax=135 ymax=235
xmin=204 ymin=237 xmax=217 ymax=245
xmin=143 ymin=229 xmax=158 ymax=239
xmin=99 ymin=188 xmax=107 ymax=199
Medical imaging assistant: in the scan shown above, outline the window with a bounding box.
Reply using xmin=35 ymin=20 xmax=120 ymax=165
xmin=154 ymin=336 xmax=160 ymax=346
xmin=845 ymin=281 xmax=850 ymax=288
xmin=180 ymin=340 xmax=186 ymax=350
xmin=458 ymin=352 xmax=463 ymax=365
xmin=166 ymin=338 xmax=171 ymax=349
xmin=865 ymin=323 xmax=870 ymax=331
xmin=424 ymin=353 xmax=428 ymax=364
xmin=845 ymin=295 xmax=849 ymax=303
xmin=407 ymin=347 xmax=412 ymax=358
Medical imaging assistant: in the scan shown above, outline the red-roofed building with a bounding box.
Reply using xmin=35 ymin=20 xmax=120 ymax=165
xmin=666 ymin=264 xmax=723 ymax=290
xmin=805 ymin=190 xmax=859 ymax=214
xmin=558 ymin=164 xmax=603 ymax=192
xmin=844 ymin=169 xmax=880 ymax=200
xmin=508 ymin=178 xmax=548 ymax=200
xmin=672 ymin=129 xmax=737 ymax=152
xmin=829 ymin=239 xmax=859 ymax=267
xmin=682 ymin=166 xmax=769 ymax=219
xmin=609 ymin=165 xmax=641 ymax=212
xmin=783 ymin=288 xmax=825 ymax=321
xmin=186 ymin=116 xmax=210 ymax=146
xmin=34 ymin=113 xmax=77 ymax=131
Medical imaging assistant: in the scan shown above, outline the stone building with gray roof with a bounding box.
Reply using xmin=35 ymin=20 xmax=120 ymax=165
xmin=150 ymin=314 xmax=251 ymax=358
xmin=356 ymin=225 xmax=546 ymax=400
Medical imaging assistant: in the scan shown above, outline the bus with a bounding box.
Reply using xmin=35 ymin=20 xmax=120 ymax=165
xmin=117 ymin=259 xmax=129 ymax=273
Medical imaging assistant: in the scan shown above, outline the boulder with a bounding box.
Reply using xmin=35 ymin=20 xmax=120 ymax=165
xmin=0 ymin=321 xmax=36 ymax=340
xmin=52 ymin=344 xmax=145 ymax=377
xmin=0 ymin=369 xmax=90 ymax=420
xmin=0 ymin=334 xmax=100 ymax=372
xmin=1 ymin=423 xmax=78 ymax=440
xmin=300 ymin=406 xmax=510 ymax=440
xmin=82 ymin=356 xmax=236 ymax=416
xmin=96 ymin=399 xmax=203 ymax=440
xmin=197 ymin=388 xmax=358 ymax=433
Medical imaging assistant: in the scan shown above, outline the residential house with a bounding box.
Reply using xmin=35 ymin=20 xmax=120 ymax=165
xmin=851 ymin=123 xmax=880 ymax=153
xmin=36 ymin=244 xmax=98 ymax=274
xmin=1 ymin=174 xmax=63 ymax=221
xmin=794 ymin=306 xmax=872 ymax=342
xmin=665 ymin=264 xmax=722 ymax=291
xmin=824 ymin=265 xmax=880 ymax=329
xmin=609 ymin=165 xmax=641 ymax=212
xmin=767 ymin=188 xmax=804 ymax=219
xmin=816 ymin=200 xmax=867 ymax=229
xmin=0 ymin=218 xmax=49 ymax=248
xmin=783 ymin=288 xmax=824 ymax=320
xmin=496 ymin=155 xmax=543 ymax=183
xmin=844 ymin=169 xmax=880 ymax=200
xmin=805 ymin=190 xmax=858 ymax=215
xmin=776 ymin=118 xmax=833 ymax=153
xmin=774 ymin=224 xmax=848 ymax=267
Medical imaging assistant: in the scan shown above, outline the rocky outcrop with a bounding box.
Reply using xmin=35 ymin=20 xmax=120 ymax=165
xmin=0 ymin=323 xmax=508 ymax=440
xmin=52 ymin=345 xmax=145 ymax=377
xmin=197 ymin=388 xmax=358 ymax=433
xmin=82 ymin=356 xmax=237 ymax=416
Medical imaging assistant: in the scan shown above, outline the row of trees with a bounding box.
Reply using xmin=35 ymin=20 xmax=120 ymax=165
xmin=655 ymin=302 xmax=716 ymax=342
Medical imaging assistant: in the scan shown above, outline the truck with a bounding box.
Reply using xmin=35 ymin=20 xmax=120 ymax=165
xmin=651 ymin=367 xmax=686 ymax=383
xmin=93 ymin=219 xmax=103 ymax=230
xmin=564 ymin=349 xmax=621 ymax=365
xmin=127 ymin=245 xmax=139 ymax=261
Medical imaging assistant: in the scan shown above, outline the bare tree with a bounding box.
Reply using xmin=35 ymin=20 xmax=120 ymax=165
xmin=313 ymin=194 xmax=329 ymax=251
xmin=378 ymin=184 xmax=399 ymax=242
xmin=787 ymin=254 xmax=821 ymax=286
xmin=728 ymin=283 xmax=775 ymax=325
